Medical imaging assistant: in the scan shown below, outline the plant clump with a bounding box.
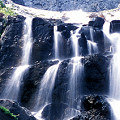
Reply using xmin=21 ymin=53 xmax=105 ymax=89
xmin=0 ymin=106 xmax=19 ymax=120
xmin=0 ymin=0 xmax=16 ymax=16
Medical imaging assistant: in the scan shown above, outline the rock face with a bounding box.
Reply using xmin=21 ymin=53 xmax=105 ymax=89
xmin=0 ymin=15 xmax=25 ymax=94
xmin=83 ymin=54 xmax=110 ymax=95
xmin=11 ymin=0 xmax=120 ymax=12
xmin=0 ymin=99 xmax=36 ymax=120
xmin=0 ymin=15 xmax=113 ymax=120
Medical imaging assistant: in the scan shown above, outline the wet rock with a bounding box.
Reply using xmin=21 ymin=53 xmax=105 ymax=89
xmin=0 ymin=15 xmax=25 ymax=69
xmin=71 ymin=95 xmax=111 ymax=120
xmin=42 ymin=102 xmax=68 ymax=120
xmin=110 ymin=20 xmax=120 ymax=33
xmin=78 ymin=33 xmax=88 ymax=55
xmin=82 ymin=54 xmax=110 ymax=94
xmin=32 ymin=17 xmax=54 ymax=62
xmin=0 ymin=99 xmax=36 ymax=120
xmin=89 ymin=17 xmax=105 ymax=29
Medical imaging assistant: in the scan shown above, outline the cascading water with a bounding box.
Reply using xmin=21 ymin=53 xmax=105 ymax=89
xmin=54 ymin=26 xmax=63 ymax=59
xmin=1 ymin=17 xmax=33 ymax=101
xmin=34 ymin=25 xmax=62 ymax=119
xmin=87 ymin=40 xmax=98 ymax=54
xmin=103 ymin=22 xmax=120 ymax=120
xmin=66 ymin=26 xmax=84 ymax=119
xmin=34 ymin=62 xmax=60 ymax=110
xmin=87 ymin=27 xmax=98 ymax=54
xmin=34 ymin=62 xmax=61 ymax=119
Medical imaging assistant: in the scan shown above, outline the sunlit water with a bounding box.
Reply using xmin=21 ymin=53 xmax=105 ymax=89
xmin=1 ymin=17 xmax=33 ymax=101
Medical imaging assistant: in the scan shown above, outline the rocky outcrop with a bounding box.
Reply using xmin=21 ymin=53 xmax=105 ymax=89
xmin=32 ymin=17 xmax=54 ymax=62
xmin=0 ymin=99 xmax=36 ymax=120
xmin=0 ymin=15 xmax=25 ymax=69
xmin=71 ymin=95 xmax=111 ymax=120
xmin=11 ymin=0 xmax=120 ymax=12
xmin=82 ymin=54 xmax=110 ymax=95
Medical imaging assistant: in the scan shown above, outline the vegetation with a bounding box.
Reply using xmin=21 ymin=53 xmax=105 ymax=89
xmin=0 ymin=106 xmax=18 ymax=120
xmin=0 ymin=0 xmax=16 ymax=16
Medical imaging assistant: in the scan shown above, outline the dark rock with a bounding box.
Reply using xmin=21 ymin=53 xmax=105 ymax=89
xmin=82 ymin=54 xmax=110 ymax=94
xmin=89 ymin=17 xmax=105 ymax=29
xmin=11 ymin=0 xmax=24 ymax=5
xmin=32 ymin=17 xmax=54 ymax=62
xmin=42 ymin=102 xmax=68 ymax=120
xmin=0 ymin=15 xmax=25 ymax=69
xmin=110 ymin=20 xmax=120 ymax=33
xmin=71 ymin=95 xmax=111 ymax=120
xmin=0 ymin=99 xmax=36 ymax=120
xmin=78 ymin=33 xmax=88 ymax=55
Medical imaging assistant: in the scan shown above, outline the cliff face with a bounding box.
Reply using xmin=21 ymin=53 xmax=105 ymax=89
xmin=11 ymin=0 xmax=120 ymax=12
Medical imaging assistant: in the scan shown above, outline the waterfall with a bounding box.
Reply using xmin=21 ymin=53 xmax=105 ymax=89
xmin=87 ymin=27 xmax=98 ymax=54
xmin=66 ymin=26 xmax=84 ymax=119
xmin=34 ymin=62 xmax=60 ymax=110
xmin=103 ymin=22 xmax=120 ymax=120
xmin=1 ymin=17 xmax=33 ymax=101
xmin=87 ymin=40 xmax=98 ymax=54
xmin=71 ymin=26 xmax=81 ymax=57
xmin=54 ymin=26 xmax=63 ymax=59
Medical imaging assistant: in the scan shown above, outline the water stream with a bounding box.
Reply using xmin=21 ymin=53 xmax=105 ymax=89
xmin=103 ymin=22 xmax=120 ymax=120
xmin=1 ymin=17 xmax=33 ymax=101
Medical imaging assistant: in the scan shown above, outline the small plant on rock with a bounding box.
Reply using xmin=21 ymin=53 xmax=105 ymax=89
xmin=0 ymin=106 xmax=18 ymax=120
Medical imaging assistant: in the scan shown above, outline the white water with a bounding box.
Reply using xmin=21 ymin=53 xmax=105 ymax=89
xmin=54 ymin=26 xmax=62 ymax=59
xmin=103 ymin=22 xmax=120 ymax=120
xmin=88 ymin=27 xmax=98 ymax=54
xmin=87 ymin=40 xmax=98 ymax=54
xmin=34 ymin=62 xmax=60 ymax=111
xmin=69 ymin=57 xmax=83 ymax=108
xmin=71 ymin=26 xmax=81 ymax=57
xmin=107 ymin=98 xmax=120 ymax=120
xmin=67 ymin=26 xmax=84 ymax=119
xmin=1 ymin=17 xmax=33 ymax=101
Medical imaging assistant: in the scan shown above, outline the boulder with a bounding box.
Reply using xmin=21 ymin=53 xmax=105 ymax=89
xmin=71 ymin=95 xmax=111 ymax=120
xmin=110 ymin=20 xmax=120 ymax=33
xmin=82 ymin=54 xmax=110 ymax=94
xmin=89 ymin=17 xmax=105 ymax=29
xmin=0 ymin=99 xmax=36 ymax=120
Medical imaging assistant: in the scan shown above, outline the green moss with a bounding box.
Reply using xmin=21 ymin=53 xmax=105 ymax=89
xmin=0 ymin=0 xmax=16 ymax=16
xmin=0 ymin=106 xmax=18 ymax=120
